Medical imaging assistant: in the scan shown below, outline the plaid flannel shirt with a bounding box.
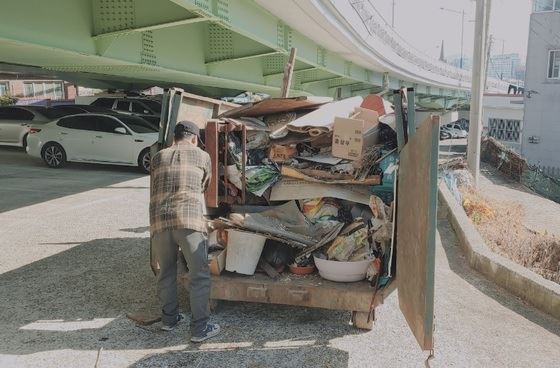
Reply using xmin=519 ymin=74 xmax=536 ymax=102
xmin=150 ymin=144 xmax=212 ymax=235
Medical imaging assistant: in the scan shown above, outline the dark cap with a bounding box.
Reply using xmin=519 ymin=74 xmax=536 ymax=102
xmin=174 ymin=120 xmax=200 ymax=139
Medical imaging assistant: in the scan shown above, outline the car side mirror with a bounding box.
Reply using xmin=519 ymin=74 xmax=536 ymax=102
xmin=114 ymin=127 xmax=127 ymax=134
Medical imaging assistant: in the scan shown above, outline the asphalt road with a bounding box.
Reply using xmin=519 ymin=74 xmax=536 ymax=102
xmin=0 ymin=147 xmax=559 ymax=368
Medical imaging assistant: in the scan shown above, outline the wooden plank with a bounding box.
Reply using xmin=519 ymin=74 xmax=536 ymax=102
xmin=281 ymin=47 xmax=297 ymax=98
xmin=396 ymin=115 xmax=439 ymax=351
xmin=218 ymin=96 xmax=330 ymax=118
xmin=179 ymin=272 xmax=376 ymax=312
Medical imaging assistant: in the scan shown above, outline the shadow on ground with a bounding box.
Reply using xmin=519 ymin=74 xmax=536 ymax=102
xmin=437 ymin=219 xmax=560 ymax=337
xmin=0 ymin=235 xmax=356 ymax=367
xmin=0 ymin=147 xmax=145 ymax=213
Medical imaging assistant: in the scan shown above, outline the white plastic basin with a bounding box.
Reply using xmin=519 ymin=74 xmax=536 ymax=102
xmin=313 ymin=256 xmax=373 ymax=282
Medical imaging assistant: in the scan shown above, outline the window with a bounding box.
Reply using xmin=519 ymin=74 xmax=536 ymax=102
xmin=118 ymin=115 xmax=158 ymax=133
xmin=488 ymin=119 xmax=522 ymax=143
xmin=534 ymin=0 xmax=560 ymax=11
xmin=0 ymin=82 xmax=8 ymax=96
xmin=142 ymin=100 xmax=161 ymax=114
xmin=116 ymin=100 xmax=130 ymax=111
xmin=91 ymin=98 xmax=115 ymax=109
xmin=548 ymin=50 xmax=560 ymax=79
xmin=131 ymin=101 xmax=148 ymax=114
xmin=22 ymin=81 xmax=64 ymax=99
xmin=0 ymin=107 xmax=34 ymax=120
xmin=57 ymin=115 xmax=97 ymax=131
xmin=95 ymin=116 xmax=126 ymax=134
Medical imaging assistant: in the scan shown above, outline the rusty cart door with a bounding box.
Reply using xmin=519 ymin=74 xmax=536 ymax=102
xmin=396 ymin=114 xmax=440 ymax=351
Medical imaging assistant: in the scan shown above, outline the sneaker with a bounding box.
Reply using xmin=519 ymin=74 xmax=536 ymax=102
xmin=190 ymin=323 xmax=221 ymax=343
xmin=161 ymin=313 xmax=186 ymax=331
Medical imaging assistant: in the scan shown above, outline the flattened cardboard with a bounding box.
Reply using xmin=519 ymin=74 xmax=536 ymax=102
xmin=270 ymin=179 xmax=370 ymax=204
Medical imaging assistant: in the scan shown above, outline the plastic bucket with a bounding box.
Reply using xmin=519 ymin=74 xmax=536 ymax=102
xmin=225 ymin=230 xmax=267 ymax=275
xmin=313 ymin=256 xmax=373 ymax=282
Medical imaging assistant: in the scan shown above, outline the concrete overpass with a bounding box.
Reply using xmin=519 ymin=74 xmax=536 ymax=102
xmin=0 ymin=0 xmax=509 ymax=105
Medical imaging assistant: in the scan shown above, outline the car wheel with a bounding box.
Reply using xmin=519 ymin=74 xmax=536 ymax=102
xmin=138 ymin=148 xmax=151 ymax=174
xmin=41 ymin=142 xmax=66 ymax=168
xmin=22 ymin=133 xmax=28 ymax=149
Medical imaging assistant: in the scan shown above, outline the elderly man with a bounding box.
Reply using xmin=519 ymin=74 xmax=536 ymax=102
xmin=149 ymin=120 xmax=220 ymax=343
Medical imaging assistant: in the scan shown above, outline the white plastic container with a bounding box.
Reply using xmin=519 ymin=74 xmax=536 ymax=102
xmin=225 ymin=230 xmax=267 ymax=275
xmin=313 ymin=256 xmax=373 ymax=282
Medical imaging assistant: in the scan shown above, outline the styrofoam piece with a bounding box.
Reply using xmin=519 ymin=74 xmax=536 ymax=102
xmin=225 ymin=230 xmax=267 ymax=275
xmin=313 ymin=256 xmax=373 ymax=282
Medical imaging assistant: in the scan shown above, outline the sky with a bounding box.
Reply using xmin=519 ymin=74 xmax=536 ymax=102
xmin=373 ymin=0 xmax=532 ymax=63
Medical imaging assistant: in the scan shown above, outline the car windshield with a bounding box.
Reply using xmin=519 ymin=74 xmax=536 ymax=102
xmin=119 ymin=115 xmax=158 ymax=133
xmin=142 ymin=100 xmax=161 ymax=114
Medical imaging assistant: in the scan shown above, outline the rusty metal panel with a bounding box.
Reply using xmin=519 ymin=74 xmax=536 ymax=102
xmin=396 ymin=115 xmax=439 ymax=351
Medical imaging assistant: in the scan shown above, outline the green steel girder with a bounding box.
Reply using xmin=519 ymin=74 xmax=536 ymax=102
xmin=0 ymin=0 xmax=469 ymax=100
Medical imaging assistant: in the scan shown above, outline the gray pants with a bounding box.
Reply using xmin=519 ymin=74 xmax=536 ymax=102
xmin=153 ymin=229 xmax=210 ymax=335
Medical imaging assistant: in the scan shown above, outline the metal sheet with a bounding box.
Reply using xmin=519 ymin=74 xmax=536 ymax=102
xmin=396 ymin=115 xmax=439 ymax=351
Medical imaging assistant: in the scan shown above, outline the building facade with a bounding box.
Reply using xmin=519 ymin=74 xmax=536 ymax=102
xmin=522 ymin=1 xmax=560 ymax=177
xmin=0 ymin=79 xmax=77 ymax=104
xmin=483 ymin=94 xmax=524 ymax=153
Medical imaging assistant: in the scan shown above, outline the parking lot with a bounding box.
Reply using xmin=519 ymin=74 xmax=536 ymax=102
xmin=1 ymin=147 xmax=560 ymax=368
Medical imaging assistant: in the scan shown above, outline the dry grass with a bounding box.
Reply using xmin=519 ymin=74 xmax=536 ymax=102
xmin=460 ymin=187 xmax=560 ymax=284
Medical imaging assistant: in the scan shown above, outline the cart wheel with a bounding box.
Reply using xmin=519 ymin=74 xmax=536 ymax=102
xmin=209 ymin=299 xmax=220 ymax=313
xmin=351 ymin=311 xmax=374 ymax=330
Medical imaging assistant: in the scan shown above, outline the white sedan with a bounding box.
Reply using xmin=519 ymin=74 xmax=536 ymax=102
xmin=26 ymin=114 xmax=159 ymax=173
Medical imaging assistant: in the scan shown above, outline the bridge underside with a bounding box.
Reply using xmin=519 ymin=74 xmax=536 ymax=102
xmin=0 ymin=0 xmax=467 ymax=108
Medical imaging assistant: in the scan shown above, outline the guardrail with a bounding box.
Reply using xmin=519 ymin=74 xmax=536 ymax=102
xmin=348 ymin=0 xmax=510 ymax=92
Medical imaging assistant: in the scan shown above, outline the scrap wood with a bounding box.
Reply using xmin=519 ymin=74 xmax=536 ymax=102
xmin=295 ymin=222 xmax=345 ymax=263
xmin=281 ymin=166 xmax=381 ymax=185
xmin=258 ymin=259 xmax=281 ymax=279
xmin=353 ymin=145 xmax=382 ymax=180
xmin=281 ymin=47 xmax=297 ymax=98
xmin=218 ymin=96 xmax=331 ymax=118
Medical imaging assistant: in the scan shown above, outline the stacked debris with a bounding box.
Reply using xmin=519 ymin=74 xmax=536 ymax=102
xmin=206 ymin=94 xmax=399 ymax=284
xmin=481 ymin=137 xmax=560 ymax=204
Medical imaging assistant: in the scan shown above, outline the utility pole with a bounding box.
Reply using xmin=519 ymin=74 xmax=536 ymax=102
xmin=468 ymin=0 xmax=492 ymax=186
xmin=392 ymin=0 xmax=396 ymax=28
xmin=485 ymin=35 xmax=494 ymax=89
xmin=440 ymin=7 xmax=466 ymax=69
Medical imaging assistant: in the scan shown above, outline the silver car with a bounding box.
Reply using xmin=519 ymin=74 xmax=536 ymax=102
xmin=0 ymin=106 xmax=65 ymax=147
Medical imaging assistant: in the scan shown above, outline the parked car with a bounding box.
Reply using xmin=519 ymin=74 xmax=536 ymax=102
xmin=51 ymin=104 xmax=119 ymax=115
xmin=0 ymin=106 xmax=66 ymax=148
xmin=53 ymin=104 xmax=160 ymax=129
xmin=26 ymin=114 xmax=158 ymax=173
xmin=444 ymin=123 xmax=468 ymax=138
xmin=440 ymin=128 xmax=452 ymax=140
xmin=90 ymin=96 xmax=160 ymax=116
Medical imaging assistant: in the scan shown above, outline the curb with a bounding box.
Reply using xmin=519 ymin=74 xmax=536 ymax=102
xmin=438 ymin=182 xmax=560 ymax=320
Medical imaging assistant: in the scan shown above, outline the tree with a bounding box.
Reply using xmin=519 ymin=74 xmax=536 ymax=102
xmin=0 ymin=94 xmax=18 ymax=106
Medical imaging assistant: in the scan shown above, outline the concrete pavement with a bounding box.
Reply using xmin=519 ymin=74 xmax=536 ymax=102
xmin=0 ymin=147 xmax=559 ymax=368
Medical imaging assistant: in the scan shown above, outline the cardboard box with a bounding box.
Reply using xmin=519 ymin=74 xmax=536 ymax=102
xmin=332 ymin=115 xmax=379 ymax=160
xmin=209 ymin=248 xmax=226 ymax=276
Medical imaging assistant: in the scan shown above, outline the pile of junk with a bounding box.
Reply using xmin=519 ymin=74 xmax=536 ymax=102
xmin=202 ymin=93 xmax=403 ymax=287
